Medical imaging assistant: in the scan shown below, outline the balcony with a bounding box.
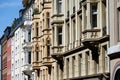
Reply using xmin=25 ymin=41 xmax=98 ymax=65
xmin=42 ymin=57 xmax=52 ymax=67
xmin=23 ymin=64 xmax=33 ymax=76
xmin=23 ymin=41 xmax=32 ymax=49
xmin=32 ymin=61 xmax=42 ymax=70
xmin=82 ymin=29 xmax=101 ymax=41
xmin=23 ymin=17 xmax=32 ymax=27
xmin=51 ymin=46 xmax=63 ymax=61
xmin=82 ymin=29 xmax=100 ymax=51
xmin=82 ymin=29 xmax=109 ymax=55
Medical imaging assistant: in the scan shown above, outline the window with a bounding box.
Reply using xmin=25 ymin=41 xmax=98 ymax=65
xmin=36 ymin=22 xmax=39 ymax=37
xmin=28 ymin=29 xmax=31 ymax=42
xmin=46 ymin=12 xmax=50 ymax=28
xmin=118 ymin=8 xmax=120 ymax=41
xmin=92 ymin=4 xmax=97 ymax=28
xmin=36 ymin=27 xmax=39 ymax=37
xmin=28 ymin=52 xmax=31 ymax=64
xmin=67 ymin=23 xmax=70 ymax=47
xmin=67 ymin=0 xmax=69 ymax=10
xmin=36 ymin=51 xmax=39 ymax=61
xmin=47 ymin=40 xmax=50 ymax=57
xmin=73 ymin=20 xmax=76 ymax=47
xmin=67 ymin=0 xmax=69 ymax=17
xmin=58 ymin=0 xmax=62 ymax=13
xmin=58 ymin=27 xmax=62 ymax=45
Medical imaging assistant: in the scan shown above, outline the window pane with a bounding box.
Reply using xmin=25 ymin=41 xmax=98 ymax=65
xmin=28 ymin=52 xmax=31 ymax=64
xmin=58 ymin=27 xmax=62 ymax=45
xmin=92 ymin=4 xmax=97 ymax=28
xmin=58 ymin=0 xmax=62 ymax=13
xmin=118 ymin=10 xmax=120 ymax=40
xmin=47 ymin=46 xmax=50 ymax=57
xmin=92 ymin=14 xmax=97 ymax=27
xmin=36 ymin=52 xmax=39 ymax=61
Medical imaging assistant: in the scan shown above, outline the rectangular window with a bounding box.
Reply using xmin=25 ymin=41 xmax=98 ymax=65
xmin=36 ymin=51 xmax=39 ymax=61
xmin=118 ymin=9 xmax=120 ymax=41
xmin=92 ymin=4 xmax=97 ymax=28
xmin=47 ymin=40 xmax=50 ymax=57
xmin=67 ymin=23 xmax=70 ymax=47
xmin=73 ymin=20 xmax=76 ymax=47
xmin=28 ymin=29 xmax=31 ymax=42
xmin=46 ymin=12 xmax=50 ymax=28
xmin=58 ymin=27 xmax=62 ymax=45
xmin=36 ymin=27 xmax=39 ymax=37
xmin=47 ymin=46 xmax=50 ymax=57
xmin=28 ymin=52 xmax=31 ymax=64
xmin=36 ymin=22 xmax=39 ymax=37
xmin=58 ymin=0 xmax=62 ymax=13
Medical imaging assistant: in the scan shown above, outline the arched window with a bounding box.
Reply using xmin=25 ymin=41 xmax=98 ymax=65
xmin=114 ymin=69 xmax=120 ymax=80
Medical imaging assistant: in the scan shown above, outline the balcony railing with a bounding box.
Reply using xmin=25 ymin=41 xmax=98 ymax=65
xmin=52 ymin=46 xmax=63 ymax=54
xmin=32 ymin=62 xmax=40 ymax=70
xmin=42 ymin=57 xmax=52 ymax=67
xmin=23 ymin=41 xmax=32 ymax=49
xmin=65 ymin=39 xmax=81 ymax=51
xmin=82 ymin=29 xmax=101 ymax=40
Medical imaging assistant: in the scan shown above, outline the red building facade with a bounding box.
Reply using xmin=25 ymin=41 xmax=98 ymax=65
xmin=7 ymin=38 xmax=11 ymax=80
xmin=1 ymin=27 xmax=11 ymax=80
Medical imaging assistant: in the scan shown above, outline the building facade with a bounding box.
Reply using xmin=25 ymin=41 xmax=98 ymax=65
xmin=7 ymin=38 xmax=11 ymax=80
xmin=32 ymin=0 xmax=54 ymax=80
xmin=1 ymin=27 xmax=11 ymax=80
xmin=22 ymin=0 xmax=34 ymax=80
xmin=51 ymin=0 xmax=110 ymax=80
xmin=108 ymin=0 xmax=120 ymax=80
xmin=11 ymin=6 xmax=34 ymax=80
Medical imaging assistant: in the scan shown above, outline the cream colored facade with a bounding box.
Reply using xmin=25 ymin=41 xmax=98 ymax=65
xmin=51 ymin=0 xmax=110 ymax=80
xmin=32 ymin=0 xmax=55 ymax=80
xmin=108 ymin=0 xmax=120 ymax=80
xmin=31 ymin=0 xmax=110 ymax=80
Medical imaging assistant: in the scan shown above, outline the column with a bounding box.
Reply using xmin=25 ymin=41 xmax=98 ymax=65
xmin=82 ymin=4 xmax=86 ymax=32
xmin=64 ymin=59 xmax=67 ymax=78
xmin=35 ymin=70 xmax=37 ymax=80
xmin=54 ymin=62 xmax=58 ymax=80
xmin=54 ymin=26 xmax=58 ymax=46
xmin=69 ymin=57 xmax=73 ymax=78
xmin=76 ymin=55 xmax=80 ymax=77
xmin=87 ymin=2 xmax=91 ymax=29
xmin=54 ymin=0 xmax=57 ymax=14
xmin=99 ymin=0 xmax=103 ymax=36
xmin=59 ymin=64 xmax=63 ymax=80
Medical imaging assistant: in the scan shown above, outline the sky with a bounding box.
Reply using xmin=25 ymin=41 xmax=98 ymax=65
xmin=0 ymin=0 xmax=23 ymax=38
